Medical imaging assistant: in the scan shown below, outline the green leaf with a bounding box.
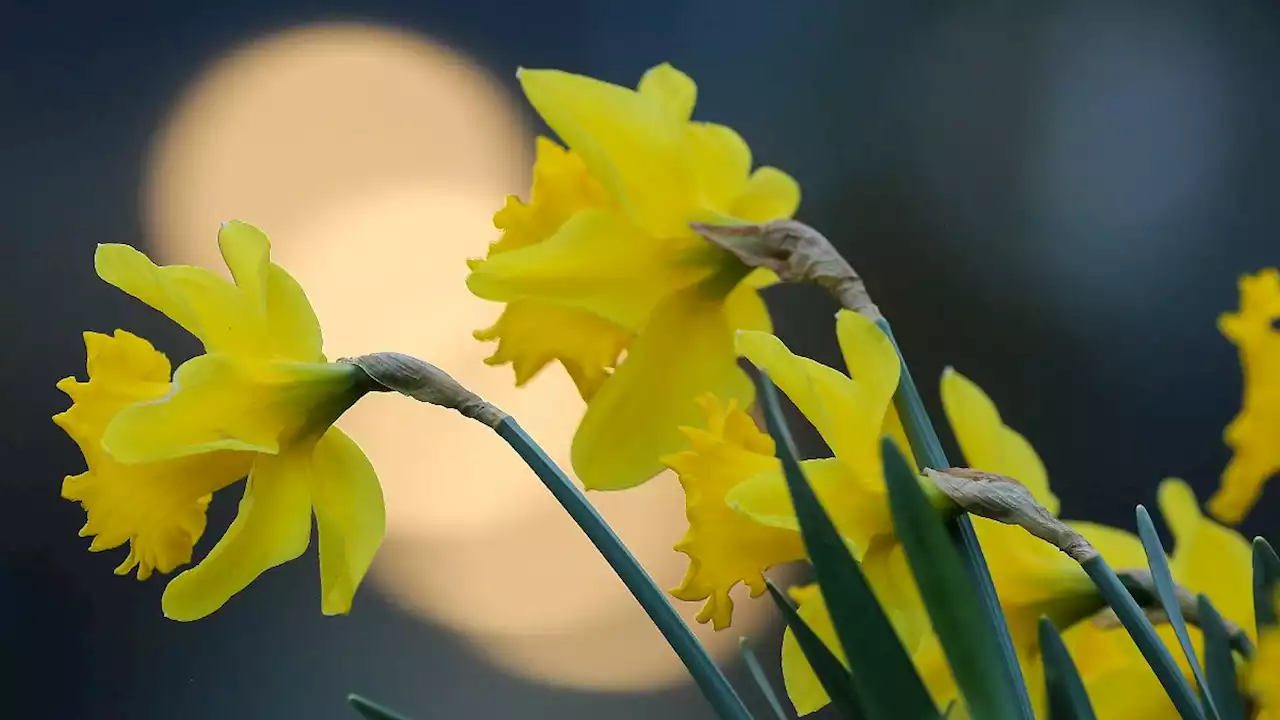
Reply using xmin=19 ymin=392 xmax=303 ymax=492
xmin=739 ymin=637 xmax=788 ymax=720
xmin=348 ymin=694 xmax=412 ymax=720
xmin=875 ymin=319 xmax=1034 ymax=720
xmin=1134 ymin=505 xmax=1218 ymax=720
xmin=1038 ymin=617 xmax=1097 ymax=720
xmin=1254 ymin=537 xmax=1280 ymax=630
xmin=882 ymin=439 xmax=1021 ymax=720
xmin=755 ymin=375 xmax=936 ymax=720
xmin=1198 ymin=595 xmax=1246 ymax=720
xmin=765 ymin=580 xmax=865 ymax=719
xmin=1079 ymin=553 xmax=1205 ymax=719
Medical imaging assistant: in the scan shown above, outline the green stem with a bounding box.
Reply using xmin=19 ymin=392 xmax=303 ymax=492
xmin=875 ymin=318 xmax=1034 ymax=719
xmin=1080 ymin=556 xmax=1205 ymax=720
xmin=494 ymin=417 xmax=752 ymax=720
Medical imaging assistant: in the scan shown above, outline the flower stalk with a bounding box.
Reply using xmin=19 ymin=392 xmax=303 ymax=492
xmin=347 ymin=353 xmax=753 ymax=720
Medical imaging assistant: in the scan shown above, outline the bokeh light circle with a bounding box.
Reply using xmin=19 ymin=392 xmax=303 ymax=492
xmin=143 ymin=22 xmax=775 ymax=691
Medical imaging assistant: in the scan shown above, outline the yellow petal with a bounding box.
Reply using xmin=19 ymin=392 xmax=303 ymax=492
xmin=475 ymin=299 xmax=631 ymax=401
xmin=780 ymin=584 xmax=840 ymax=716
xmin=1211 ymin=268 xmax=1280 ymax=524
xmin=662 ymin=395 xmax=805 ymax=629
xmin=218 ymin=221 xmax=325 ymax=362
xmin=265 ymin=257 xmax=325 ymax=363
xmin=781 ymin=561 xmax=956 ymax=716
xmin=834 ymin=309 xmax=902 ymax=447
xmin=637 ymin=62 xmax=697 ymax=121
xmin=96 ymin=223 xmax=324 ymax=362
xmin=95 ymin=243 xmax=259 ymax=356
xmin=162 ymin=448 xmax=314 ymax=621
xmin=976 ymin=517 xmax=1092 ymax=609
xmin=217 ymin=220 xmax=271 ymax=313
xmin=726 ymin=458 xmax=892 ymax=559
xmin=723 ymin=280 xmax=773 ymax=334
xmin=102 ymin=354 xmax=364 ymax=463
xmin=1072 ymin=520 xmax=1147 ymax=569
xmin=1159 ymin=478 xmax=1255 ymax=635
xmin=518 ymin=67 xmax=697 ymax=236
xmin=1254 ymin=628 xmax=1280 ymax=717
xmin=466 ymin=209 xmax=711 ymax=331
xmin=736 ymin=311 xmax=900 ymax=489
xmin=309 ymin=427 xmax=385 ymax=616
xmin=54 ymin=330 xmax=251 ymax=579
xmin=881 ymin=405 xmax=918 ymax=472
xmin=486 ymin=136 xmax=611 ymax=257
xmin=571 ymin=283 xmax=753 ymax=490
xmin=940 ymin=368 xmax=1058 ymax=514
xmin=731 ymin=166 xmax=802 ymax=222
xmin=686 ymin=122 xmax=752 ymax=214
xmin=735 ymin=330 xmax=863 ymax=464
xmin=1065 ymin=622 xmax=1190 ymax=719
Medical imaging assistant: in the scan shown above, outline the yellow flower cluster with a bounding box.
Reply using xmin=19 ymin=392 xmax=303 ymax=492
xmin=658 ymin=302 xmax=1273 ymax=717
xmin=53 ymin=58 xmax=1280 ymax=720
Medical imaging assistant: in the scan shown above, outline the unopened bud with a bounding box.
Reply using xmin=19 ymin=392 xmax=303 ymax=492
xmin=341 ymin=352 xmax=508 ymax=428
xmin=691 ymin=219 xmax=881 ymax=320
xmin=925 ymin=468 xmax=1097 ymax=563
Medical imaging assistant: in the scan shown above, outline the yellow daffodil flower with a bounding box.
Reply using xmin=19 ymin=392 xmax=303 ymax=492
xmin=773 ymin=367 xmax=1149 ymax=716
xmin=1212 ymin=268 xmax=1280 ymax=524
xmin=466 ymin=62 xmax=801 ymax=491
xmin=55 ymin=221 xmax=385 ymax=621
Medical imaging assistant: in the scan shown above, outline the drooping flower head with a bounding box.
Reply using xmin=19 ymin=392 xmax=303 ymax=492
xmin=1213 ymin=268 xmax=1280 ymax=524
xmin=55 ymin=222 xmax=385 ymax=621
xmin=466 ymin=62 xmax=801 ymax=491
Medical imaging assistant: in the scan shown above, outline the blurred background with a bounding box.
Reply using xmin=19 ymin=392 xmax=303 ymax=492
xmin=3 ymin=0 xmax=1278 ymax=717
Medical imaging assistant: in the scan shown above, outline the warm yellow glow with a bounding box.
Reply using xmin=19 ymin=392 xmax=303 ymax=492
xmin=143 ymin=21 xmax=775 ymax=691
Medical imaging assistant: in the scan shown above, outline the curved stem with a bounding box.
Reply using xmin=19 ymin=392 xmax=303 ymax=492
xmin=494 ymin=417 xmax=753 ymax=720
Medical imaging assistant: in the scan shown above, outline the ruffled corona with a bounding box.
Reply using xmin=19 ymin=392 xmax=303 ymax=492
xmin=55 ymin=221 xmax=386 ymax=621
xmin=55 ymin=330 xmax=251 ymax=580
xmin=466 ymin=62 xmax=800 ymax=491
xmin=662 ymin=395 xmax=805 ymax=630
xmin=1212 ymin=268 xmax=1280 ymax=524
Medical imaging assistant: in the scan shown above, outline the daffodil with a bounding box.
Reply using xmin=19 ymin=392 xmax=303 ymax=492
xmin=1212 ymin=268 xmax=1280 ymax=524
xmin=466 ymin=62 xmax=800 ymax=491
xmin=769 ymin=366 xmax=1150 ymax=716
xmin=55 ymin=221 xmax=385 ymax=621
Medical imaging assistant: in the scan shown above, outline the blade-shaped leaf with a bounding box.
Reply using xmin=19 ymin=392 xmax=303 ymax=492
xmin=882 ymin=439 xmax=1021 ymax=720
xmin=765 ymin=580 xmax=865 ymax=719
xmin=755 ymin=374 xmax=937 ymax=720
xmin=1135 ymin=505 xmax=1219 ymax=720
xmin=876 ymin=319 xmax=1034 ymax=720
xmin=1254 ymin=537 xmax=1280 ymax=630
xmin=1038 ymin=617 xmax=1097 ymax=720
xmin=739 ymin=637 xmax=788 ymax=720
xmin=1198 ymin=595 xmax=1247 ymax=720
xmin=348 ymin=694 xmax=412 ymax=720
xmin=1079 ymin=554 xmax=1205 ymax=720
